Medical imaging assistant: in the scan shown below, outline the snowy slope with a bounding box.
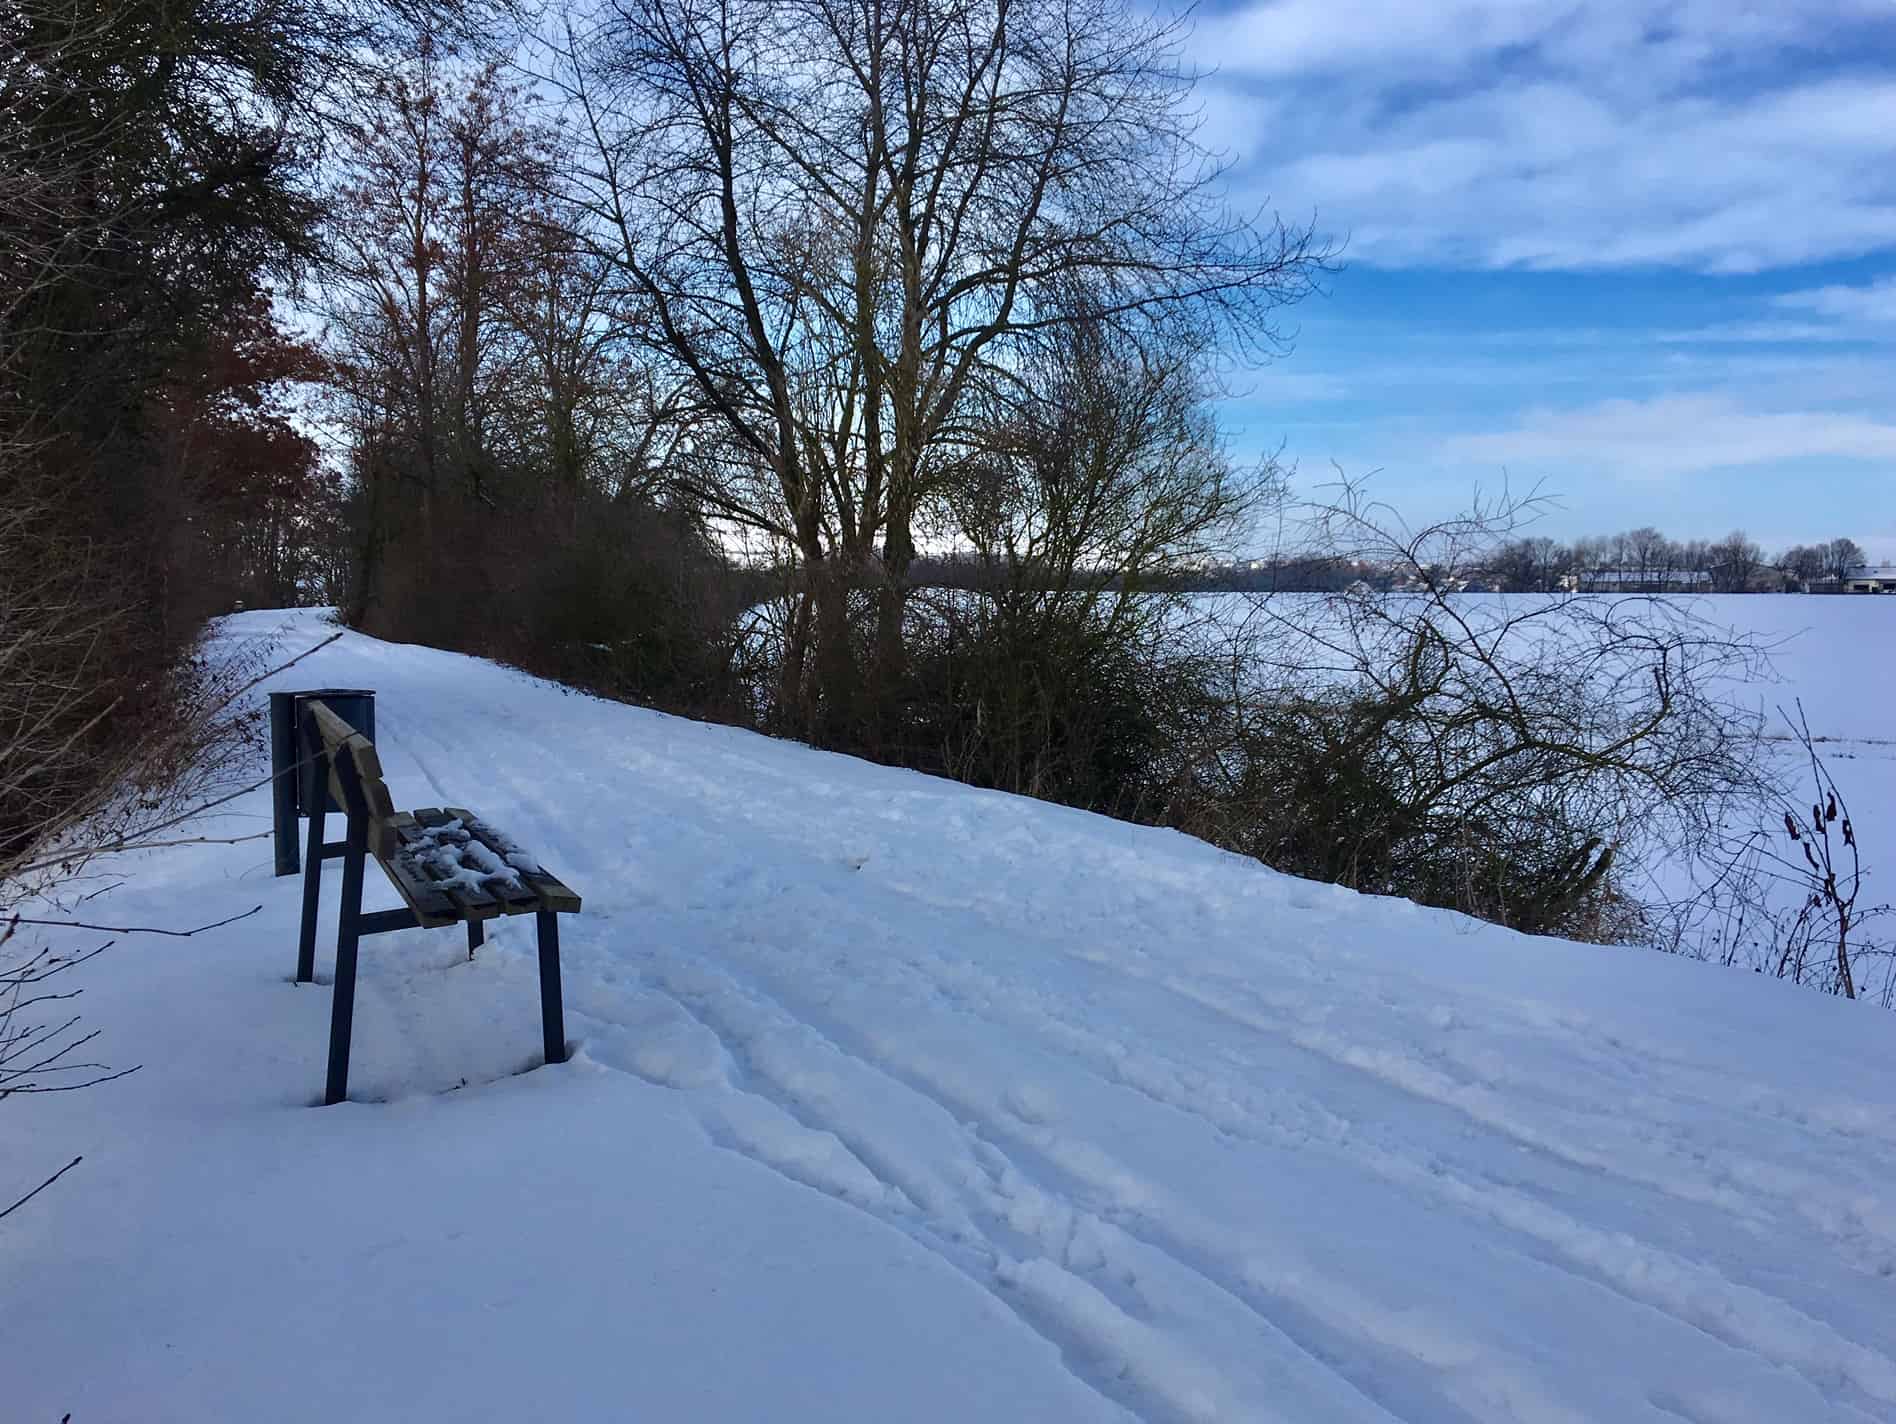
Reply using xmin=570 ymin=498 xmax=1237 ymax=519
xmin=5 ymin=608 xmax=1895 ymax=1424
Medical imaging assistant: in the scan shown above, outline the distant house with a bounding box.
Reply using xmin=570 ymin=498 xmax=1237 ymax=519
xmin=1839 ymin=564 xmax=1896 ymax=594
xmin=1574 ymin=568 xmax=1713 ymax=593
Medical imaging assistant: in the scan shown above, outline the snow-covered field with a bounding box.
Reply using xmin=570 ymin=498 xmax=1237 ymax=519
xmin=1712 ymin=594 xmax=1894 ymax=855
xmin=5 ymin=606 xmax=1896 ymax=1423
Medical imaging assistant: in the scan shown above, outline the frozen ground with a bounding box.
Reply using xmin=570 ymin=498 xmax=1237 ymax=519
xmin=4 ymin=607 xmax=1895 ymax=1423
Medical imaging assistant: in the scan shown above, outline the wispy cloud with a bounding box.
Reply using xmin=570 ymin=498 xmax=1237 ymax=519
xmin=1439 ymin=394 xmax=1896 ymax=479
xmin=1196 ymin=1 xmax=1896 ymax=273
xmin=1652 ymin=321 xmax=1866 ymax=345
xmin=1772 ymin=275 xmax=1896 ymax=323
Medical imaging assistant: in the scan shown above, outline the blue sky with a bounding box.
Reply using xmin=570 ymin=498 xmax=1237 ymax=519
xmin=1192 ymin=0 xmax=1896 ymax=559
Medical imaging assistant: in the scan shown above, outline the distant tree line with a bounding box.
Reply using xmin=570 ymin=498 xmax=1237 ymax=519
xmin=1151 ymin=530 xmax=1878 ymax=595
xmin=1465 ymin=529 xmax=1870 ymax=594
xmin=1479 ymin=529 xmax=1871 ymax=593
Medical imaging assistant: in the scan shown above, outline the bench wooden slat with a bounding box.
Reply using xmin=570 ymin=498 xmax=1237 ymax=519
xmin=305 ymin=698 xmax=358 ymax=758
xmin=444 ymin=811 xmax=544 ymax=915
xmin=375 ymin=850 xmax=461 ymax=929
xmin=375 ymin=809 xmax=417 ymax=863
xmin=516 ymin=871 xmax=580 ymax=915
xmin=479 ymin=870 xmax=541 ymax=915
xmin=447 ymin=808 xmax=582 ymax=914
xmin=349 ymin=738 xmax=397 ymax=821
xmin=444 ymin=886 xmax=504 ymax=921
xmin=307 ymin=700 xmax=396 ymax=830
xmin=395 ymin=810 xmax=542 ymax=919
xmin=381 ymin=816 xmax=485 ymax=926
xmin=404 ymin=810 xmax=502 ymax=920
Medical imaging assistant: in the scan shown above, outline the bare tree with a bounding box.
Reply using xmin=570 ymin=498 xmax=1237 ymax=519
xmin=1822 ymin=537 xmax=1867 ymax=584
xmin=548 ymin=0 xmax=1326 ymax=745
xmin=892 ymin=310 xmax=1271 ymax=803
xmin=1484 ymin=535 xmax=1568 ymax=592
xmin=1708 ymin=530 xmax=1764 ymax=593
xmin=319 ymin=53 xmax=570 ymax=625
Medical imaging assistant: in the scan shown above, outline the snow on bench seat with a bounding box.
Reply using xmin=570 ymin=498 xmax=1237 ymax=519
xmin=381 ymin=808 xmax=581 ymax=926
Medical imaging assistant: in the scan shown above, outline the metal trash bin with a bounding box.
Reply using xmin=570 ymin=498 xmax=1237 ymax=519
xmin=270 ymin=689 xmax=376 ymax=876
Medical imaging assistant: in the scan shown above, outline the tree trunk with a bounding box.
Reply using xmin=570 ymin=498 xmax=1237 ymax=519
xmin=809 ymin=553 xmax=856 ymax=748
xmin=872 ymin=503 xmax=915 ymax=751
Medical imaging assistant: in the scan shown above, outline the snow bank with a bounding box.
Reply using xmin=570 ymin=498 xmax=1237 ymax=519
xmin=3 ymin=608 xmax=1893 ymax=1423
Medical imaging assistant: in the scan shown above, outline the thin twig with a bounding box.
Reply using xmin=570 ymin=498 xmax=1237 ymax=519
xmin=0 ymin=1155 xmax=82 ymax=1222
xmin=10 ymin=763 xmax=308 ymax=878
xmin=5 ymin=904 xmax=261 ymax=938
xmin=81 ymin=831 xmax=270 ymax=855
xmin=6 ymin=630 xmax=342 ymax=880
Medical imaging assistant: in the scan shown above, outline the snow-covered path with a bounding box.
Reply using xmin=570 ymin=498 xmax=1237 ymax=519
xmin=6 ymin=610 xmax=1895 ymax=1423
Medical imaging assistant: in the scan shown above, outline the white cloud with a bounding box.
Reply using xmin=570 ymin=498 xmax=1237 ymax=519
xmin=1652 ymin=321 xmax=1864 ymax=345
xmin=1195 ymin=1 xmax=1896 ymax=273
xmin=1773 ymin=276 xmax=1896 ymax=324
xmin=1194 ymin=0 xmax=1577 ymax=81
xmin=1439 ymin=393 xmax=1896 ymax=479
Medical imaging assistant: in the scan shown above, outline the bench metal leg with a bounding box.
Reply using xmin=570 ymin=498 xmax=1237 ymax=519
xmin=536 ymin=910 xmax=566 ymax=1067
xmin=466 ymin=919 xmax=484 ymax=959
xmin=324 ymin=818 xmax=369 ymax=1106
xmin=295 ymin=792 xmax=326 ymax=984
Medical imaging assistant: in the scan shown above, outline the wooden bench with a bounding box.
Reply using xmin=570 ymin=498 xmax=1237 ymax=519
xmin=294 ymin=699 xmax=581 ymax=1105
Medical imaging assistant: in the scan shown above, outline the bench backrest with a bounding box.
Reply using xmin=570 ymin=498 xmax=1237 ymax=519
xmin=304 ymin=699 xmax=398 ymax=840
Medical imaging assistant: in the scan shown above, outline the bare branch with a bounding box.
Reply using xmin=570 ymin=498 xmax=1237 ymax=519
xmin=4 ymin=905 xmax=262 ymax=939
xmin=0 ymin=1156 xmax=83 ymax=1224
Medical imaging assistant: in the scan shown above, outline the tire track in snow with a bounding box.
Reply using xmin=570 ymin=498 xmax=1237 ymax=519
xmin=623 ymin=952 xmax=1406 ymax=1424
xmin=1024 ymin=954 xmax=1896 ymax=1405
xmin=627 ymin=974 xmax=1245 ymax=1424
xmin=966 ymin=1121 xmax=1565 ymax=1424
xmin=566 ymin=950 xmax=1383 ymax=1424
xmin=557 ymin=956 xmax=1148 ymax=1416
xmin=651 ymin=982 xmax=933 ymax=1221
xmin=885 ymin=831 xmax=1896 ymax=1220
xmin=627 ymin=913 xmax=1896 ymax=1421
xmin=925 ymin=960 xmax=1896 ymax=1415
xmin=1046 ymin=931 xmax=1896 ymax=1267
xmin=997 ymin=965 xmax=1896 ymax=1410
